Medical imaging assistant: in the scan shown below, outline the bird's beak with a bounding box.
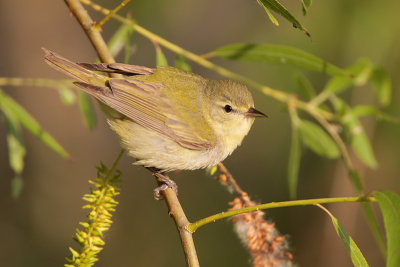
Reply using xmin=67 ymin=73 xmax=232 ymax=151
xmin=246 ymin=107 xmax=268 ymax=118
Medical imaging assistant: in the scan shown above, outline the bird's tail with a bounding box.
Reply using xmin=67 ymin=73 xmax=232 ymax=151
xmin=42 ymin=48 xmax=107 ymax=86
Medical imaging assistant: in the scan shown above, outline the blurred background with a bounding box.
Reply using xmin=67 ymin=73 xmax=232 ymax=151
xmin=0 ymin=0 xmax=399 ymax=266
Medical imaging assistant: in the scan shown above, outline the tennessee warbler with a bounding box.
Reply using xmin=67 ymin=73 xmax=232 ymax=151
xmin=43 ymin=49 xmax=266 ymax=174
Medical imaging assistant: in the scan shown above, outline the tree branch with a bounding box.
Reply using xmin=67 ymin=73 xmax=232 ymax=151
xmin=62 ymin=1 xmax=199 ymax=266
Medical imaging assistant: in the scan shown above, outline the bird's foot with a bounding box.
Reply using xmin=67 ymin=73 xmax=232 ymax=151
xmin=146 ymin=167 xmax=178 ymax=200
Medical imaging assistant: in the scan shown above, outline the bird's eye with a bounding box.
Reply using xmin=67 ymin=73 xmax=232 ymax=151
xmin=224 ymin=105 xmax=233 ymax=113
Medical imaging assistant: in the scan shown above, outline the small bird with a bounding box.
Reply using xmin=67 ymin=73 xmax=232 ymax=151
xmin=43 ymin=48 xmax=266 ymax=196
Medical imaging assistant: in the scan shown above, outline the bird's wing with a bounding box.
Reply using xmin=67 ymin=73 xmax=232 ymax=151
xmin=74 ymin=78 xmax=214 ymax=150
xmin=78 ymin=62 xmax=154 ymax=76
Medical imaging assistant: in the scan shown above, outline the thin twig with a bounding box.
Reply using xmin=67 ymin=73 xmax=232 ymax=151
xmin=187 ymin=196 xmax=377 ymax=233
xmin=93 ymin=0 xmax=132 ymax=31
xmin=62 ymin=1 xmax=199 ymax=266
xmin=216 ymin=163 xmax=247 ymax=196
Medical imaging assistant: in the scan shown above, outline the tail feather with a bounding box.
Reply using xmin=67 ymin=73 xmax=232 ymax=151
xmin=42 ymin=48 xmax=107 ymax=86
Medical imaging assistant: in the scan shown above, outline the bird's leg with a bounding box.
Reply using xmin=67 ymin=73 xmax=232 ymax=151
xmin=146 ymin=167 xmax=178 ymax=200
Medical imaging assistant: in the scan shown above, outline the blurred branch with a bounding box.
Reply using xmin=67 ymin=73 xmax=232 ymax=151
xmin=0 ymin=77 xmax=73 ymax=88
xmin=63 ymin=1 xmax=199 ymax=266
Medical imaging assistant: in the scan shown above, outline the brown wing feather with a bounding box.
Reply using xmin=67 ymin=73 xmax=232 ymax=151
xmin=74 ymin=79 xmax=212 ymax=150
xmin=78 ymin=62 xmax=154 ymax=75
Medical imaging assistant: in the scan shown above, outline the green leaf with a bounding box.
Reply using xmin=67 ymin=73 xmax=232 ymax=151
xmin=301 ymin=0 xmax=312 ymax=15
xmin=175 ymin=55 xmax=192 ymax=72
xmin=298 ymin=120 xmax=340 ymax=159
xmin=324 ymin=58 xmax=373 ymax=94
xmin=333 ymin=98 xmax=378 ymax=168
xmin=256 ymin=0 xmax=279 ymax=26
xmin=255 ymin=0 xmax=310 ymax=37
xmin=295 ymin=72 xmax=316 ymax=100
xmin=214 ymin=44 xmax=346 ymax=76
xmin=79 ymin=91 xmax=97 ymax=131
xmin=371 ymin=67 xmax=392 ymax=107
xmin=107 ymin=22 xmax=134 ymax=59
xmin=288 ymin=120 xmax=301 ymax=199
xmin=319 ymin=205 xmax=369 ymax=267
xmin=352 ymin=105 xmax=398 ymax=123
xmin=58 ymin=87 xmax=76 ymax=106
xmin=11 ymin=176 xmax=24 ymax=198
xmin=351 ymin=129 xmax=377 ymax=168
xmin=1 ymin=104 xmax=26 ymax=174
xmin=0 ymin=90 xmax=69 ymax=158
xmin=361 ymin=203 xmax=387 ymax=257
xmin=374 ymin=190 xmax=400 ymax=267
xmin=155 ymin=46 xmax=168 ymax=67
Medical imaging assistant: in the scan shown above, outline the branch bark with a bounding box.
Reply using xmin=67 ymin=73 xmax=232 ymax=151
xmin=62 ymin=1 xmax=199 ymax=266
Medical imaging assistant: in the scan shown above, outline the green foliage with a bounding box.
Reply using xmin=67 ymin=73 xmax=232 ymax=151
xmin=255 ymin=0 xmax=310 ymax=37
xmin=0 ymin=89 xmax=69 ymax=159
xmin=213 ymin=43 xmax=346 ymax=76
xmin=175 ymin=55 xmax=192 ymax=72
xmin=319 ymin=205 xmax=369 ymax=267
xmin=58 ymin=86 xmax=77 ymax=106
xmin=65 ymin=159 xmax=122 ymax=267
xmin=374 ymin=191 xmax=400 ymax=267
xmin=78 ymin=91 xmax=97 ymax=131
xmin=0 ymin=88 xmax=70 ymax=196
xmin=301 ymin=0 xmax=312 ymax=15
xmin=155 ymin=44 xmax=168 ymax=67
xmin=298 ymin=120 xmax=340 ymax=159
xmin=332 ymin=97 xmax=378 ymax=169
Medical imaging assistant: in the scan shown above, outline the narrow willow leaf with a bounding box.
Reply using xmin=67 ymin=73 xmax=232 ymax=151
xmin=351 ymin=131 xmax=378 ymax=169
xmin=324 ymin=58 xmax=373 ymax=94
xmin=371 ymin=67 xmax=392 ymax=107
xmin=214 ymin=44 xmax=346 ymax=76
xmin=175 ymin=55 xmax=192 ymax=72
xmin=352 ymin=105 xmax=398 ymax=123
xmin=0 ymin=90 xmax=69 ymax=158
xmin=361 ymin=203 xmax=387 ymax=257
xmin=319 ymin=206 xmax=369 ymax=267
xmin=256 ymin=0 xmax=279 ymax=26
xmin=58 ymin=87 xmax=76 ymax=106
xmin=79 ymin=91 xmax=97 ymax=131
xmin=1 ymin=105 xmax=26 ymax=174
xmin=155 ymin=46 xmax=168 ymax=67
xmin=298 ymin=120 xmax=340 ymax=159
xmin=346 ymin=115 xmax=378 ymax=168
xmin=333 ymin=98 xmax=378 ymax=168
xmin=255 ymin=0 xmax=310 ymax=37
xmin=301 ymin=0 xmax=312 ymax=15
xmin=288 ymin=121 xmax=301 ymax=199
xmin=11 ymin=176 xmax=24 ymax=198
xmin=374 ymin=190 xmax=400 ymax=267
xmin=107 ymin=22 xmax=134 ymax=58
xmin=295 ymin=72 xmax=316 ymax=100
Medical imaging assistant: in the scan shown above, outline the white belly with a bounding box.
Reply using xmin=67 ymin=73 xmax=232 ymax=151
xmin=108 ymin=119 xmax=229 ymax=171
